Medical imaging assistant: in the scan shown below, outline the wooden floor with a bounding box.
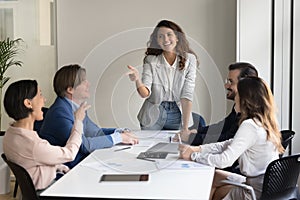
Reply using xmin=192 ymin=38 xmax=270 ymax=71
xmin=0 ymin=180 xmax=18 ymax=200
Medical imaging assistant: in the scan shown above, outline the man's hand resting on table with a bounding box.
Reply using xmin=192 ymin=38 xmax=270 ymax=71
xmin=121 ymin=131 xmax=139 ymax=145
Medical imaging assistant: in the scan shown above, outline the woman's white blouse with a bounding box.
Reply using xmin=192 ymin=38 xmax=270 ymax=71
xmin=194 ymin=119 xmax=279 ymax=177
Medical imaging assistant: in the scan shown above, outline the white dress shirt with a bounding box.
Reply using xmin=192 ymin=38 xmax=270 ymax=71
xmin=194 ymin=118 xmax=279 ymax=177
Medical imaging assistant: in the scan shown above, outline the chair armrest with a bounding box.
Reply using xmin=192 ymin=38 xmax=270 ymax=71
xmin=220 ymin=179 xmax=257 ymax=200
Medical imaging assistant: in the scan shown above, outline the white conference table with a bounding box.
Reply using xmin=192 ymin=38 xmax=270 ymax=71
xmin=40 ymin=130 xmax=215 ymax=200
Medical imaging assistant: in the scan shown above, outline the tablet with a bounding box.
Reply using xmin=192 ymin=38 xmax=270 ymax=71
xmin=99 ymin=174 xmax=149 ymax=182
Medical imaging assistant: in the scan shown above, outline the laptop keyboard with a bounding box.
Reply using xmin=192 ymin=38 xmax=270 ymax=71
xmin=146 ymin=142 xmax=179 ymax=154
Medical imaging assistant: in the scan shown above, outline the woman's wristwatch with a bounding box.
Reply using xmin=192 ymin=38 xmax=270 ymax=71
xmin=191 ymin=152 xmax=198 ymax=161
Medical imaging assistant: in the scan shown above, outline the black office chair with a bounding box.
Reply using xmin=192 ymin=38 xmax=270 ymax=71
xmin=1 ymin=154 xmax=40 ymax=200
xmin=221 ymin=153 xmax=300 ymax=200
xmin=280 ymin=130 xmax=295 ymax=156
xmin=189 ymin=112 xmax=206 ymax=130
xmin=260 ymin=153 xmax=300 ymax=200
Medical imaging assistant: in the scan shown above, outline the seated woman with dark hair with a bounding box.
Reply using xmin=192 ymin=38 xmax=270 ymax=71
xmin=3 ymin=79 xmax=90 ymax=190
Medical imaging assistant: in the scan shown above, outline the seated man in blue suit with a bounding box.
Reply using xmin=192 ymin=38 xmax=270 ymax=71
xmin=39 ymin=64 xmax=138 ymax=168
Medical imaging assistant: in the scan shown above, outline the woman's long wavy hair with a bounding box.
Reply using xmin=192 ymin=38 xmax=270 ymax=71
xmin=238 ymin=77 xmax=284 ymax=153
xmin=144 ymin=20 xmax=198 ymax=70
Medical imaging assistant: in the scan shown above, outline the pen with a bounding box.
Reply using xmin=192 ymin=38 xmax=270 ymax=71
xmin=137 ymin=157 xmax=156 ymax=162
xmin=114 ymin=147 xmax=131 ymax=152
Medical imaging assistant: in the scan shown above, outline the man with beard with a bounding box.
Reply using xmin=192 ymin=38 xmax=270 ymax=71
xmin=179 ymin=62 xmax=258 ymax=146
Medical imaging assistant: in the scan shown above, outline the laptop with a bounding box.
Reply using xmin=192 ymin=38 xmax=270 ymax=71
xmin=146 ymin=142 xmax=179 ymax=154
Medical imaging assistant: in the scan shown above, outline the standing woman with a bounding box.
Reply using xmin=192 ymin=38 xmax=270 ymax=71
xmin=179 ymin=77 xmax=284 ymax=199
xmin=3 ymin=80 xmax=90 ymax=190
xmin=128 ymin=19 xmax=198 ymax=132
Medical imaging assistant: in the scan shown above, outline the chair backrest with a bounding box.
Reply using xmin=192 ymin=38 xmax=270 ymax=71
xmin=1 ymin=154 xmax=39 ymax=200
xmin=260 ymin=154 xmax=300 ymax=199
xmin=190 ymin=112 xmax=206 ymax=130
xmin=280 ymin=130 xmax=295 ymax=155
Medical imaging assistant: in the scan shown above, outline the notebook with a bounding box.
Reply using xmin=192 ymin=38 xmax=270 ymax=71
xmin=146 ymin=142 xmax=179 ymax=154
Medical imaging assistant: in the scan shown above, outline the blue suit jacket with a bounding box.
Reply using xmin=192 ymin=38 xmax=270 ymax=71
xmin=39 ymin=97 xmax=116 ymax=168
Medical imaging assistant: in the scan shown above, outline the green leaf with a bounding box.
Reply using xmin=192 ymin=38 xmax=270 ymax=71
xmin=0 ymin=77 xmax=10 ymax=88
xmin=0 ymin=37 xmax=24 ymax=87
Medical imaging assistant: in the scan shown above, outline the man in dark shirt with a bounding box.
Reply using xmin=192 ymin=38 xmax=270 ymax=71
xmin=183 ymin=62 xmax=258 ymax=145
xmin=182 ymin=62 xmax=258 ymax=173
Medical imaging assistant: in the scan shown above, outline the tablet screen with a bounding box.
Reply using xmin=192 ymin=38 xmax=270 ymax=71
xmin=99 ymin=174 xmax=149 ymax=182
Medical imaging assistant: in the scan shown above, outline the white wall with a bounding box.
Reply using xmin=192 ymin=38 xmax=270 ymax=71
xmin=56 ymin=0 xmax=237 ymax=129
xmin=0 ymin=0 xmax=237 ymax=130
xmin=0 ymin=0 xmax=56 ymax=130
xmin=237 ymin=0 xmax=272 ymax=83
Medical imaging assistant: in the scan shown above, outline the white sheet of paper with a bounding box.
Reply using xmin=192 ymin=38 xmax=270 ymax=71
xmin=155 ymin=160 xmax=210 ymax=170
xmin=80 ymin=161 xmax=115 ymax=172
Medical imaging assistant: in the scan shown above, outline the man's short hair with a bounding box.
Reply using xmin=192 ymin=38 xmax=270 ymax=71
xmin=53 ymin=64 xmax=86 ymax=97
xmin=228 ymin=62 xmax=258 ymax=79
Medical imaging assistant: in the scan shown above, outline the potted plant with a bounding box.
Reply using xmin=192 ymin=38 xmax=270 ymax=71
xmin=0 ymin=38 xmax=24 ymax=133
